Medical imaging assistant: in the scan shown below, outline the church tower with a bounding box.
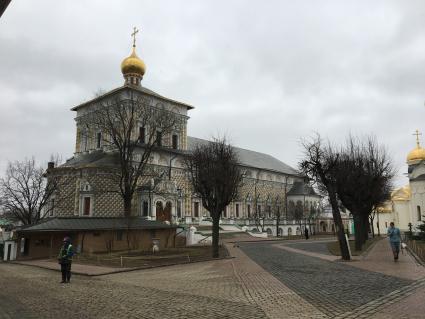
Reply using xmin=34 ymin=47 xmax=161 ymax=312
xmin=407 ymin=129 xmax=425 ymax=230
xmin=120 ymin=27 xmax=146 ymax=87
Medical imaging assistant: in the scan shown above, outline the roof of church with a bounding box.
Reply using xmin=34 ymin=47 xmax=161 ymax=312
xmin=17 ymin=217 xmax=176 ymax=232
xmin=71 ymin=85 xmax=194 ymax=111
xmin=287 ymin=181 xmax=319 ymax=196
xmin=187 ymin=136 xmax=300 ymax=176
xmin=60 ymin=138 xmax=300 ymax=176
xmin=60 ymin=151 xmax=119 ymax=169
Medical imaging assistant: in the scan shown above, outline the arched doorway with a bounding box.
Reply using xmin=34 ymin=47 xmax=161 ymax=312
xmin=320 ymin=221 xmax=326 ymax=232
xmin=156 ymin=201 xmax=172 ymax=222
xmin=278 ymin=228 xmax=283 ymax=236
xmin=287 ymin=227 xmax=292 ymax=236
xmin=266 ymin=228 xmax=273 ymax=236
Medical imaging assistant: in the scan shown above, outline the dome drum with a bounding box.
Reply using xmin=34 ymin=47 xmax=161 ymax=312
xmin=121 ymin=46 xmax=146 ymax=86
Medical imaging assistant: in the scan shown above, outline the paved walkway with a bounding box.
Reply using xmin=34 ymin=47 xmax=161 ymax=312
xmin=1 ymin=236 xmax=424 ymax=318
xmin=236 ymin=237 xmax=425 ymax=318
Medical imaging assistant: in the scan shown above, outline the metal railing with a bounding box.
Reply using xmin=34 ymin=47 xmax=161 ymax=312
xmin=402 ymin=234 xmax=425 ymax=262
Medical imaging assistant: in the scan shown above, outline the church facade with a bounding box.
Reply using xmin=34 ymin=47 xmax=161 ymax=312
xmin=17 ymin=32 xmax=328 ymax=259
xmin=374 ymin=132 xmax=425 ymax=235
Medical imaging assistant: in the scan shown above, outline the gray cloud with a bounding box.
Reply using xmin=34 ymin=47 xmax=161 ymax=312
xmin=1 ymin=0 xmax=425 ymax=187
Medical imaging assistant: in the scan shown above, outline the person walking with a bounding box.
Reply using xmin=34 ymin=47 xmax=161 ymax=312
xmin=304 ymin=227 xmax=309 ymax=240
xmin=387 ymin=222 xmax=401 ymax=261
xmin=58 ymin=236 xmax=74 ymax=283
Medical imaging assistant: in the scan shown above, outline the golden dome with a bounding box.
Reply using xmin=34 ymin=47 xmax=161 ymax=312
xmin=121 ymin=47 xmax=146 ymax=76
xmin=391 ymin=186 xmax=411 ymax=201
xmin=376 ymin=203 xmax=392 ymax=214
xmin=407 ymin=129 xmax=425 ymax=162
xmin=407 ymin=146 xmax=425 ymax=162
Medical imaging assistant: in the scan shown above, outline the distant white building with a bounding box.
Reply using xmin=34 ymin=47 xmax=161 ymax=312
xmin=0 ymin=219 xmax=17 ymax=261
xmin=374 ymin=131 xmax=425 ymax=235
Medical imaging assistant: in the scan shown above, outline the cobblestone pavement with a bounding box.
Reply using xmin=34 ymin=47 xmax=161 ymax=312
xmin=227 ymin=243 xmax=327 ymax=319
xmin=2 ymin=237 xmax=424 ymax=319
xmin=0 ymin=262 xmax=266 ymax=319
xmin=239 ymin=241 xmax=414 ymax=317
xmin=284 ymin=240 xmax=333 ymax=256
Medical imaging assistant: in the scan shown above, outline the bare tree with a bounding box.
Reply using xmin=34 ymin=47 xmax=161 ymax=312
xmin=0 ymin=158 xmax=58 ymax=225
xmin=300 ymin=135 xmax=351 ymax=260
xmin=185 ymin=137 xmax=243 ymax=258
xmin=333 ymin=135 xmax=394 ymax=250
xmin=78 ymin=91 xmax=181 ymax=217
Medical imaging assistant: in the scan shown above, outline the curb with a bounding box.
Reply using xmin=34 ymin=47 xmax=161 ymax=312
xmin=11 ymin=255 xmax=234 ymax=277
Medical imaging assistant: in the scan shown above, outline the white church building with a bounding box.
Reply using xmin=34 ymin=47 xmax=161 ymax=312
xmin=374 ymin=131 xmax=425 ymax=235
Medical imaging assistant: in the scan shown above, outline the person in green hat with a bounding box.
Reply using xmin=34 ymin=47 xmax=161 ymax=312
xmin=58 ymin=236 xmax=74 ymax=283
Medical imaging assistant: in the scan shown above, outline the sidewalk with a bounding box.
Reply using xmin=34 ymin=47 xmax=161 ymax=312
xmin=350 ymin=238 xmax=425 ymax=281
xmin=352 ymin=239 xmax=425 ymax=319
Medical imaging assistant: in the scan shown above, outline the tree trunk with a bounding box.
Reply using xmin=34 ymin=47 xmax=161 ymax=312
xmin=353 ymin=214 xmax=363 ymax=251
xmin=362 ymin=215 xmax=369 ymax=243
xmin=124 ymin=198 xmax=132 ymax=217
xmin=328 ymin=189 xmax=351 ymax=260
xmin=369 ymin=215 xmax=375 ymax=238
xmin=212 ymin=214 xmax=220 ymax=258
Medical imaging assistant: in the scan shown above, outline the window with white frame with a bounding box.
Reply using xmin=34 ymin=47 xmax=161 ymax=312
xmin=139 ymin=126 xmax=146 ymax=144
xmin=172 ymin=134 xmax=179 ymax=149
xmin=81 ymin=196 xmax=92 ymax=216
xmin=96 ymin=132 xmax=102 ymax=149
xmin=82 ymin=129 xmax=88 ymax=152
xmin=49 ymin=197 xmax=55 ymax=217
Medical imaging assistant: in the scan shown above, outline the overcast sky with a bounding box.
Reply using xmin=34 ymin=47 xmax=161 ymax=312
xmin=1 ymin=1 xmax=425 ymax=187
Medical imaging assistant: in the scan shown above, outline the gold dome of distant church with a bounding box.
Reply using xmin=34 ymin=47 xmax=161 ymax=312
xmin=407 ymin=130 xmax=425 ymax=162
xmin=121 ymin=48 xmax=146 ymax=76
xmin=121 ymin=27 xmax=146 ymax=83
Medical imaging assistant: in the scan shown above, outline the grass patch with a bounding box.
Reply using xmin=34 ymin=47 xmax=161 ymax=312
xmin=327 ymin=236 xmax=382 ymax=256
xmin=70 ymin=245 xmax=228 ymax=268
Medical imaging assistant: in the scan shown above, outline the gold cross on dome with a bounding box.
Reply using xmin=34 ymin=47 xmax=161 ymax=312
xmin=131 ymin=27 xmax=139 ymax=47
xmin=413 ymin=129 xmax=422 ymax=147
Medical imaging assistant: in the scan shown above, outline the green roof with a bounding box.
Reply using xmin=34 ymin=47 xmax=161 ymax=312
xmin=18 ymin=217 xmax=177 ymax=232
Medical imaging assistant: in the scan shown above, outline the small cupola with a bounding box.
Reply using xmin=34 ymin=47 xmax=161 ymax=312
xmin=121 ymin=27 xmax=146 ymax=87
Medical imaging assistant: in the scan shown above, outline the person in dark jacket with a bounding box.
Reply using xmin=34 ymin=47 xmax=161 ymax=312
xmin=58 ymin=236 xmax=74 ymax=283
xmin=304 ymin=227 xmax=309 ymax=240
